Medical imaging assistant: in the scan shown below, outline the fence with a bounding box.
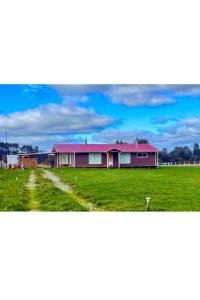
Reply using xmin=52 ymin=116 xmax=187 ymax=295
xmin=160 ymin=162 xmax=200 ymax=167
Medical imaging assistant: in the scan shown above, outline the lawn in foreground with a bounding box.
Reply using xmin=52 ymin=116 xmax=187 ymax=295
xmin=0 ymin=168 xmax=88 ymax=211
xmin=0 ymin=169 xmax=31 ymax=211
xmin=34 ymin=169 xmax=87 ymax=211
xmin=52 ymin=167 xmax=200 ymax=211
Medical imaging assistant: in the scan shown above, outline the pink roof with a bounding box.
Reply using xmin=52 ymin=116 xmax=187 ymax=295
xmin=52 ymin=144 xmax=158 ymax=153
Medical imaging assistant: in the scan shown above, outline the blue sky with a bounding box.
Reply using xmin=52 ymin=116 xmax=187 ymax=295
xmin=1 ymin=84 xmax=200 ymax=150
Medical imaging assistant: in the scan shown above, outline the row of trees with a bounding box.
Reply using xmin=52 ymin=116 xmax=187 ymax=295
xmin=116 ymin=138 xmax=149 ymax=144
xmin=0 ymin=142 xmax=40 ymax=159
xmin=159 ymin=143 xmax=200 ymax=163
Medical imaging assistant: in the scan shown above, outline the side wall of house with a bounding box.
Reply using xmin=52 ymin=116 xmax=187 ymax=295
xmin=133 ymin=152 xmax=157 ymax=167
xmin=75 ymin=153 xmax=107 ymax=168
xmin=120 ymin=152 xmax=157 ymax=168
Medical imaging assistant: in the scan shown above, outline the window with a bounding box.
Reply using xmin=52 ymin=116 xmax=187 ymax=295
xmin=59 ymin=154 xmax=69 ymax=164
xmin=120 ymin=153 xmax=131 ymax=164
xmin=89 ymin=153 xmax=102 ymax=164
xmin=137 ymin=152 xmax=148 ymax=158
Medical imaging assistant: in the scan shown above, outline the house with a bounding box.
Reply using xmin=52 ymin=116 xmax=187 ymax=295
xmin=52 ymin=143 xmax=159 ymax=168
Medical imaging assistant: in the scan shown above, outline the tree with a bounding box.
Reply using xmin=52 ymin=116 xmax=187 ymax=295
xmin=0 ymin=142 xmax=20 ymax=159
xmin=33 ymin=146 xmax=39 ymax=153
xmin=183 ymin=146 xmax=192 ymax=161
xmin=159 ymin=148 xmax=169 ymax=163
xmin=115 ymin=139 xmax=128 ymax=144
xmin=0 ymin=142 xmax=41 ymax=160
xmin=193 ymin=143 xmax=200 ymax=160
xmin=20 ymin=145 xmax=40 ymax=153
xmin=134 ymin=138 xmax=149 ymax=144
xmin=168 ymin=146 xmax=192 ymax=163
xmin=169 ymin=147 xmax=182 ymax=163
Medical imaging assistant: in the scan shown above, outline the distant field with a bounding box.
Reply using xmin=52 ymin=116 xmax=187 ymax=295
xmin=1 ymin=167 xmax=200 ymax=211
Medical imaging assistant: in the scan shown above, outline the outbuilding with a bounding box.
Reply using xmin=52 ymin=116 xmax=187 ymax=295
xmin=6 ymin=154 xmax=18 ymax=169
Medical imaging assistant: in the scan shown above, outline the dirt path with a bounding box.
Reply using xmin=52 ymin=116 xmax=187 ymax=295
xmin=42 ymin=169 xmax=98 ymax=211
xmin=26 ymin=171 xmax=39 ymax=211
xmin=26 ymin=172 xmax=36 ymax=190
xmin=43 ymin=169 xmax=72 ymax=192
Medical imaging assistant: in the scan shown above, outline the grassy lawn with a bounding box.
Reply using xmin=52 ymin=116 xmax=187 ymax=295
xmin=0 ymin=168 xmax=87 ymax=212
xmin=52 ymin=167 xmax=200 ymax=211
xmin=34 ymin=169 xmax=87 ymax=211
xmin=0 ymin=169 xmax=31 ymax=211
xmin=1 ymin=166 xmax=200 ymax=211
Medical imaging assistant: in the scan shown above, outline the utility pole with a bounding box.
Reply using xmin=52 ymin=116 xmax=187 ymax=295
xmin=5 ymin=131 xmax=8 ymax=143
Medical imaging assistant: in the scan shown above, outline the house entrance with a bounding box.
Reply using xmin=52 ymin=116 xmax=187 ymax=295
xmin=108 ymin=152 xmax=113 ymax=167
xmin=107 ymin=152 xmax=119 ymax=168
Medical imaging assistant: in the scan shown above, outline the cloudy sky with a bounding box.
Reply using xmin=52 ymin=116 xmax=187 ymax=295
xmin=1 ymin=84 xmax=200 ymax=150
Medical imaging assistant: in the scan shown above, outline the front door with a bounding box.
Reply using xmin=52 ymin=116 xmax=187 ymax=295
xmin=108 ymin=152 xmax=113 ymax=167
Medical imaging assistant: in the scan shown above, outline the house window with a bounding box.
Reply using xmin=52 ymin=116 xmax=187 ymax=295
xmin=137 ymin=152 xmax=148 ymax=158
xmin=89 ymin=153 xmax=102 ymax=164
xmin=120 ymin=153 xmax=131 ymax=164
xmin=59 ymin=154 xmax=69 ymax=164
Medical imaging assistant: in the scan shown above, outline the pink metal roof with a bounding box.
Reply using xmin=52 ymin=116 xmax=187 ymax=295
xmin=52 ymin=144 xmax=158 ymax=153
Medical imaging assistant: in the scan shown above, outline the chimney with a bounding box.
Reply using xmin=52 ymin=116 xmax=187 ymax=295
xmin=85 ymin=137 xmax=88 ymax=145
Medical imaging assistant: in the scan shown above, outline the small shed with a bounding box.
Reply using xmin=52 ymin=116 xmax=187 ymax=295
xmin=19 ymin=156 xmax=38 ymax=168
xmin=7 ymin=155 xmax=19 ymax=169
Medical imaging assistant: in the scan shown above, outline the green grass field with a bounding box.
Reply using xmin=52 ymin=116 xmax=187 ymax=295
xmin=52 ymin=167 xmax=200 ymax=211
xmin=1 ymin=167 xmax=200 ymax=211
xmin=34 ymin=170 xmax=87 ymax=211
xmin=0 ymin=169 xmax=31 ymax=211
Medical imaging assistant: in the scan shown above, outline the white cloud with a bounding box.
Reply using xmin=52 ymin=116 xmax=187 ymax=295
xmin=116 ymin=96 xmax=175 ymax=107
xmin=51 ymin=84 xmax=176 ymax=107
xmin=108 ymin=85 xmax=176 ymax=107
xmin=0 ymin=102 xmax=115 ymax=140
xmin=51 ymin=84 xmax=200 ymax=107
xmin=180 ymin=118 xmax=200 ymax=127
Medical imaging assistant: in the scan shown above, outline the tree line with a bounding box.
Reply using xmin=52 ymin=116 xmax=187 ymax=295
xmin=159 ymin=143 xmax=200 ymax=164
xmin=0 ymin=142 xmax=40 ymax=159
xmin=116 ymin=138 xmax=149 ymax=144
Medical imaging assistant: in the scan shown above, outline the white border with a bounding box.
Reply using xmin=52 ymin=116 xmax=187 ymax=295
xmin=1 ymin=0 xmax=200 ymax=299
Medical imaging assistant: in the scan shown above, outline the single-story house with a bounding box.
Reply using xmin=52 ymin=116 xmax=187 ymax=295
xmin=52 ymin=144 xmax=159 ymax=168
